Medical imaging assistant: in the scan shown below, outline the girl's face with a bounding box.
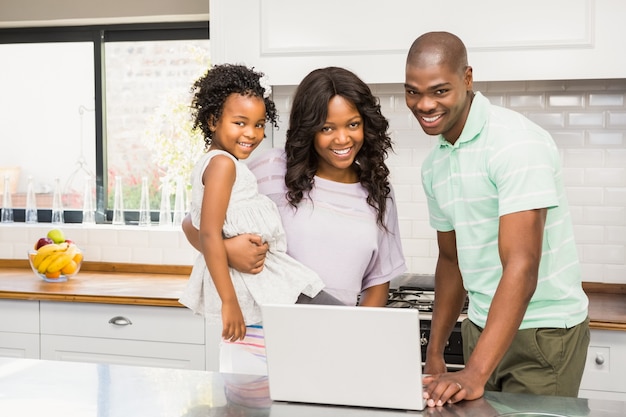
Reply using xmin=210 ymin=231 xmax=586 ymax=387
xmin=209 ymin=93 xmax=267 ymax=160
xmin=314 ymin=95 xmax=364 ymax=183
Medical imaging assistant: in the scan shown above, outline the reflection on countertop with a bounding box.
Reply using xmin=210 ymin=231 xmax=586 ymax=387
xmin=0 ymin=358 xmax=625 ymax=417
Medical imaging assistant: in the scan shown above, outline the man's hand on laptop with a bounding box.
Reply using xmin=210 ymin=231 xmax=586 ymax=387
xmin=422 ymin=369 xmax=483 ymax=407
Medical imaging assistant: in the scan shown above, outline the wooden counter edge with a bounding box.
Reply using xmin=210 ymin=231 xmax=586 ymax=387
xmin=582 ymin=282 xmax=626 ymax=295
xmin=588 ymin=321 xmax=626 ymax=331
xmin=0 ymin=291 xmax=186 ymax=307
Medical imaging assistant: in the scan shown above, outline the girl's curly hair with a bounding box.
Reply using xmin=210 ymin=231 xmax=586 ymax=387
xmin=285 ymin=66 xmax=394 ymax=229
xmin=190 ymin=64 xmax=278 ymax=150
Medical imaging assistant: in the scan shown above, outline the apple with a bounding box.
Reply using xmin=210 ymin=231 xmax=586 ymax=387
xmin=64 ymin=239 xmax=74 ymax=245
xmin=34 ymin=237 xmax=54 ymax=250
xmin=47 ymin=228 xmax=65 ymax=244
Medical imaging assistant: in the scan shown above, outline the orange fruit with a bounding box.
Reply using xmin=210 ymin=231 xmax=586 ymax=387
xmin=61 ymin=260 xmax=78 ymax=275
xmin=73 ymin=251 xmax=83 ymax=264
xmin=45 ymin=270 xmax=61 ymax=279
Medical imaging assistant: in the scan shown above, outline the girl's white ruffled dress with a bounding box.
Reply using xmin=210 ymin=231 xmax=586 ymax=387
xmin=179 ymin=150 xmax=324 ymax=325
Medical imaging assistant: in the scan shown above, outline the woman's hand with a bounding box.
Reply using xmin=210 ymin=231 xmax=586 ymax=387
xmin=182 ymin=214 xmax=269 ymax=274
xmin=224 ymin=234 xmax=269 ymax=274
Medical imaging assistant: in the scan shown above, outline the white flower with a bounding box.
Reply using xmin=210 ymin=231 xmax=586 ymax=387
xmin=259 ymin=75 xmax=272 ymax=98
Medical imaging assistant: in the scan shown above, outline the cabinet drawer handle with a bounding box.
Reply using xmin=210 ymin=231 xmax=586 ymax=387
xmin=108 ymin=316 xmax=133 ymax=326
xmin=594 ymin=354 xmax=605 ymax=365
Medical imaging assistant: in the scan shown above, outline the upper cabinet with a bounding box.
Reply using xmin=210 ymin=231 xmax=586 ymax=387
xmin=210 ymin=0 xmax=625 ymax=85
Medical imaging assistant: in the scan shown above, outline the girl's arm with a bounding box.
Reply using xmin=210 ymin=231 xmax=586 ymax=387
xmin=182 ymin=213 xmax=268 ymax=274
xmin=200 ymin=155 xmax=246 ymax=341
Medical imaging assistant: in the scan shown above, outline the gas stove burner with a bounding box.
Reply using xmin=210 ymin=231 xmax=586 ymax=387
xmin=386 ymin=285 xmax=469 ymax=315
xmin=386 ymin=300 xmax=434 ymax=311
xmin=386 ymin=287 xmax=436 ymax=312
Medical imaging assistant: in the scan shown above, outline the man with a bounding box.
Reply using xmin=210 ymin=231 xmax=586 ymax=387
xmin=404 ymin=31 xmax=589 ymax=408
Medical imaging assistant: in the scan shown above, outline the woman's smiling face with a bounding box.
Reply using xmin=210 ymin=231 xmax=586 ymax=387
xmin=313 ymin=95 xmax=364 ymax=183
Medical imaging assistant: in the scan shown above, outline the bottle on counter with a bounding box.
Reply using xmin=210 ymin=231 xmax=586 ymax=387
xmin=1 ymin=174 xmax=13 ymax=223
xmin=51 ymin=177 xmax=64 ymax=225
xmin=82 ymin=175 xmax=95 ymax=225
xmin=25 ymin=175 xmax=38 ymax=224
xmin=112 ymin=175 xmax=125 ymax=225
xmin=139 ymin=176 xmax=151 ymax=227
xmin=173 ymin=176 xmax=185 ymax=227
xmin=159 ymin=177 xmax=172 ymax=227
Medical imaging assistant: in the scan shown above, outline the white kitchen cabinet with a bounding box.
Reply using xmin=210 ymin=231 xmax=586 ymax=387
xmin=578 ymin=329 xmax=626 ymax=401
xmin=0 ymin=299 xmax=40 ymax=359
xmin=211 ymin=0 xmax=626 ymax=85
xmin=40 ymin=301 xmax=206 ymax=370
xmin=206 ymin=322 xmax=222 ymax=372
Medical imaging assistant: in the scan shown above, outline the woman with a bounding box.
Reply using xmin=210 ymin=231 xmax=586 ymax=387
xmin=183 ymin=66 xmax=405 ymax=307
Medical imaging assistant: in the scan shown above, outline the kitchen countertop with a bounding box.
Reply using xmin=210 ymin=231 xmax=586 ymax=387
xmin=0 ymin=261 xmax=190 ymax=307
xmin=0 ymin=260 xmax=625 ymax=330
xmin=0 ymin=357 xmax=624 ymax=417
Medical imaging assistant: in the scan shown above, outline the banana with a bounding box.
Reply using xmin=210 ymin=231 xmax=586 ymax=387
xmin=32 ymin=244 xmax=61 ymax=268
xmin=64 ymin=244 xmax=78 ymax=260
xmin=46 ymin=252 xmax=73 ymax=274
xmin=37 ymin=251 xmax=65 ymax=274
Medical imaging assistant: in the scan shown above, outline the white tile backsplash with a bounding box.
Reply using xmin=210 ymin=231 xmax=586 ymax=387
xmin=563 ymin=149 xmax=604 ymax=167
xmin=568 ymin=112 xmax=605 ymax=127
xmin=0 ymin=223 xmax=197 ymax=266
xmin=510 ymin=94 xmax=546 ymax=108
xmin=609 ymin=112 xmax=626 ymax=126
xmin=589 ymin=93 xmax=624 ymax=107
xmin=604 ymin=263 xmax=626 ymax=281
xmin=1 ymin=79 xmax=625 ymax=284
xmin=583 ymin=207 xmax=626 ymax=226
xmin=588 ymin=131 xmax=624 ymax=146
xmin=573 ymin=225 xmax=605 ymax=244
xmin=527 ymin=112 xmax=566 ymax=128
xmin=607 ymin=226 xmax=626 ymax=244
xmin=606 ymin=188 xmax=626 ymax=206
xmin=566 ymin=187 xmax=604 ymax=206
xmin=552 ymin=131 xmax=586 ymax=147
xmin=585 ymin=168 xmax=626 ymax=187
xmin=583 ymin=244 xmax=625 ymax=265
xmin=547 ymin=94 xmax=583 ymax=108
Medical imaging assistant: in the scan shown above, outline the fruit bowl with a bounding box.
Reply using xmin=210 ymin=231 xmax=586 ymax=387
xmin=28 ymin=243 xmax=83 ymax=283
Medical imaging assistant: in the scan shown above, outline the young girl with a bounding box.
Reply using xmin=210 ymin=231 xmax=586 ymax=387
xmin=179 ymin=64 xmax=325 ymax=373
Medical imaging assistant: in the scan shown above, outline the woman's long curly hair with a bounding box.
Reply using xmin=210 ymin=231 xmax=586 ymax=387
xmin=190 ymin=64 xmax=278 ymax=151
xmin=285 ymin=67 xmax=393 ymax=228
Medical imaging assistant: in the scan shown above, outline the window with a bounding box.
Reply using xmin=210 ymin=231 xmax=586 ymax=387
xmin=0 ymin=22 xmax=209 ymax=224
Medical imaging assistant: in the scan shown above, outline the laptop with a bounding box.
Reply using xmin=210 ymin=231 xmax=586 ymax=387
xmin=261 ymin=303 xmax=425 ymax=411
